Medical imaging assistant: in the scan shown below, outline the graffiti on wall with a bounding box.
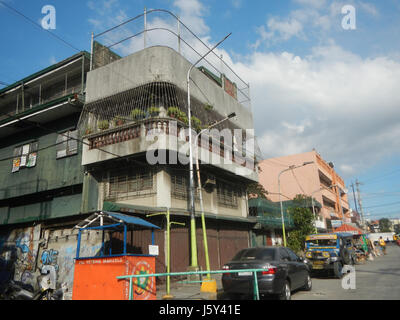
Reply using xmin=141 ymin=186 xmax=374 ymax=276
xmin=0 ymin=225 xmax=41 ymax=289
xmin=1 ymin=226 xmax=104 ymax=299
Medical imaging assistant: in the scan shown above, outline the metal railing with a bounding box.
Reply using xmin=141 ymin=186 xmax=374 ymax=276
xmin=91 ymin=8 xmax=251 ymax=108
xmin=117 ymin=268 xmax=269 ymax=300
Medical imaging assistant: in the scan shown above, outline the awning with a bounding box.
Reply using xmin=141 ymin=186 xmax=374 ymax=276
xmin=333 ymin=223 xmax=363 ymax=235
xmin=73 ymin=211 xmax=160 ymax=230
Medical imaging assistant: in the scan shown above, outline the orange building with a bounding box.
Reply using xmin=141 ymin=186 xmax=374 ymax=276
xmin=258 ymin=150 xmax=350 ymax=231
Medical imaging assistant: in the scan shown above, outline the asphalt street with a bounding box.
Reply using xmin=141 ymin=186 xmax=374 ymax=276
xmin=292 ymin=243 xmax=400 ymax=300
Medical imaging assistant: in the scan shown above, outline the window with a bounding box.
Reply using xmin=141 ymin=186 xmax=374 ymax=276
xmin=104 ymin=167 xmax=154 ymax=200
xmin=12 ymin=141 xmax=38 ymax=172
xmin=56 ymin=129 xmax=78 ymax=159
xmin=232 ymin=248 xmax=276 ymax=261
xmin=217 ymin=182 xmax=239 ymax=208
xmin=171 ymin=174 xmax=188 ymax=199
xmin=279 ymin=248 xmax=290 ymax=261
xmin=285 ymin=248 xmax=300 ymax=261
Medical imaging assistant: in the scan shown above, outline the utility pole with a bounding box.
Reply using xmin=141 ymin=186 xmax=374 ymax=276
xmin=355 ymin=179 xmax=365 ymax=228
xmin=350 ymin=182 xmax=359 ymax=213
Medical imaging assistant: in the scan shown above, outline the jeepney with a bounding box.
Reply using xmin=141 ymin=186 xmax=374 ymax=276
xmin=305 ymin=233 xmax=355 ymax=278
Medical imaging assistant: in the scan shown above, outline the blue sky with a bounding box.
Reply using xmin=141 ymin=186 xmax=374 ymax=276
xmin=1 ymin=0 xmax=400 ymax=220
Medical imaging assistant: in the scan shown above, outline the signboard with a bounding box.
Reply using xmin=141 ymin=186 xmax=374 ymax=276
xmin=149 ymin=245 xmax=159 ymax=256
xmin=306 ymin=234 xmax=337 ymax=241
xmin=331 ymin=220 xmax=343 ymax=228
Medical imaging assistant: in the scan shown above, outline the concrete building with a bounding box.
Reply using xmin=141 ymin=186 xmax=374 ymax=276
xmin=0 ymin=51 xmax=107 ymax=299
xmin=78 ymin=44 xmax=259 ymax=274
xmin=258 ymin=150 xmax=350 ymax=232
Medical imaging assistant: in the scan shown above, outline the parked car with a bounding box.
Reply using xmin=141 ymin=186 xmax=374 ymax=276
xmin=305 ymin=232 xmax=355 ymax=278
xmin=221 ymin=246 xmax=312 ymax=300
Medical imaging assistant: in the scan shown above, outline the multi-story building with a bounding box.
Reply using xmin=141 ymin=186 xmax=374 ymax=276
xmin=79 ymin=43 xmax=259 ymax=274
xmin=258 ymin=150 xmax=350 ymax=232
xmin=0 ymin=51 xmax=104 ymax=299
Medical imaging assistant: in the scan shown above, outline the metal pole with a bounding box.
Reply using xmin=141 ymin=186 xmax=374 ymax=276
xmin=90 ymin=32 xmax=94 ymax=71
xmin=187 ymin=32 xmax=232 ymax=269
xmin=144 ymin=7 xmax=147 ymax=49
xmin=311 ymin=196 xmax=317 ymax=234
xmin=177 ymin=15 xmax=181 ymax=54
xmin=278 ymin=170 xmax=287 ymax=247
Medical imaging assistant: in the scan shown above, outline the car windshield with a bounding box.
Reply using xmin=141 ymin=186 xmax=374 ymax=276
xmin=231 ymin=248 xmax=276 ymax=261
xmin=306 ymin=239 xmax=337 ymax=247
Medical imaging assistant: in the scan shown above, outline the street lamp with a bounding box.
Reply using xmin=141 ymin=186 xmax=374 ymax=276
xmin=278 ymin=161 xmax=314 ymax=247
xmin=194 ymin=112 xmax=236 ymax=280
xmin=187 ymin=33 xmax=232 ymax=269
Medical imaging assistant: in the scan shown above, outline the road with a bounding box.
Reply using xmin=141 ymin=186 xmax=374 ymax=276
xmin=292 ymin=243 xmax=400 ymax=300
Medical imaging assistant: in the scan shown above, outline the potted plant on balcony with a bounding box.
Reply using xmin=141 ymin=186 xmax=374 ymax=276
xmin=98 ymin=120 xmax=109 ymax=131
xmin=85 ymin=126 xmax=94 ymax=135
xmin=130 ymin=108 xmax=145 ymax=121
xmin=190 ymin=116 xmax=202 ymax=132
xmin=204 ymin=103 xmax=214 ymax=111
xmin=148 ymin=106 xmax=160 ymax=117
xmin=113 ymin=115 xmax=126 ymax=127
xmin=167 ymin=106 xmax=180 ymax=118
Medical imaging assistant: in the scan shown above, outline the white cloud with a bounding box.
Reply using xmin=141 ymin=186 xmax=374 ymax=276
xmin=86 ymin=0 xmax=400 ymax=180
xmin=230 ymin=41 xmax=400 ymax=178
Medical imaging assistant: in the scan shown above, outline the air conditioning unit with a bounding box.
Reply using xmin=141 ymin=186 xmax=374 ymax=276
xmin=204 ymin=175 xmax=216 ymax=187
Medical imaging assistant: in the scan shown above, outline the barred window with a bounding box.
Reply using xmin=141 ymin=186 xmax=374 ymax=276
xmin=56 ymin=129 xmax=78 ymax=159
xmin=171 ymin=172 xmax=200 ymax=200
xmin=217 ymin=182 xmax=239 ymax=208
xmin=105 ymin=168 xmax=154 ymax=200
xmin=171 ymin=174 xmax=188 ymax=200
xmin=12 ymin=141 xmax=38 ymax=172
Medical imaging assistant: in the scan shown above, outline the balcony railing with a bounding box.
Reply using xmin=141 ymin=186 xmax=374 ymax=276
xmin=85 ymin=117 xmax=256 ymax=171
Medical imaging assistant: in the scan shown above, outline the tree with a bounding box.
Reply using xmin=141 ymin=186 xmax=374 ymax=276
xmin=286 ymin=194 xmax=315 ymax=254
xmin=246 ymin=182 xmax=269 ymax=200
xmin=379 ymin=218 xmax=392 ymax=232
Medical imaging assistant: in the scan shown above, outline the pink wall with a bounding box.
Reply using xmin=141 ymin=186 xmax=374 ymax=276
xmin=258 ymin=150 xmax=349 ymax=221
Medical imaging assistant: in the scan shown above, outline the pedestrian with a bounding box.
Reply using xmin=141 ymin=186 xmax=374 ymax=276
xmin=378 ymin=236 xmax=387 ymax=255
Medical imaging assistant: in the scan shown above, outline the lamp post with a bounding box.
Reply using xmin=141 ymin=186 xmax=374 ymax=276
xmin=187 ymin=33 xmax=232 ymax=269
xmin=278 ymin=161 xmax=313 ymax=247
xmin=194 ymin=112 xmax=236 ymax=280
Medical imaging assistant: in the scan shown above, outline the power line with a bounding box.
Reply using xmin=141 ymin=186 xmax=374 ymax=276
xmin=0 ymin=1 xmax=80 ymax=52
xmin=363 ymin=200 xmax=400 ymax=209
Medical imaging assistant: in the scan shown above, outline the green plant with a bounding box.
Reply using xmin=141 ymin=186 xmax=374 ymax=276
xmin=131 ymin=108 xmax=145 ymax=120
xmin=113 ymin=115 xmax=126 ymax=126
xmin=167 ymin=107 xmax=189 ymax=125
xmin=148 ymin=106 xmax=160 ymax=117
xmin=190 ymin=116 xmax=202 ymax=132
xmin=85 ymin=126 xmax=94 ymax=135
xmin=98 ymin=120 xmax=109 ymax=131
xmin=204 ymin=103 xmax=213 ymax=111
xmin=167 ymin=106 xmax=180 ymax=118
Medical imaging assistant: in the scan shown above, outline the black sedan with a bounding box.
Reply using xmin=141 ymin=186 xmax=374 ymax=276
xmin=221 ymin=246 xmax=312 ymax=300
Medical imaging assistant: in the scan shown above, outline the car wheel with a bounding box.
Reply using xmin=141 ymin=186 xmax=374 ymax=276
xmin=302 ymin=273 xmax=312 ymax=291
xmin=279 ymin=280 xmax=291 ymax=300
xmin=333 ymin=262 xmax=343 ymax=279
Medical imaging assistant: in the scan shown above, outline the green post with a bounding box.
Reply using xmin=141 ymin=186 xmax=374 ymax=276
xmin=166 ymin=209 xmax=171 ymax=296
xmin=253 ymin=271 xmax=260 ymax=300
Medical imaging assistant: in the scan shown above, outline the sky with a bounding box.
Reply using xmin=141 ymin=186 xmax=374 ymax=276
xmin=1 ymin=0 xmax=400 ymax=221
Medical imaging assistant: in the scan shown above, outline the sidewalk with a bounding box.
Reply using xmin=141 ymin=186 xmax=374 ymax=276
xmin=156 ymin=274 xmax=224 ymax=300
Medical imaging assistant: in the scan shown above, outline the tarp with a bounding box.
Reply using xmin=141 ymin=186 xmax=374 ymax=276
xmin=333 ymin=223 xmax=363 ymax=235
xmin=105 ymin=212 xmax=161 ymax=229
xmin=74 ymin=211 xmax=160 ymax=230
